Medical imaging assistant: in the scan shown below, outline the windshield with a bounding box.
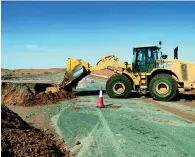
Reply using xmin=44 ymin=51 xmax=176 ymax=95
xmin=133 ymin=48 xmax=148 ymax=65
xmin=132 ymin=47 xmax=160 ymax=73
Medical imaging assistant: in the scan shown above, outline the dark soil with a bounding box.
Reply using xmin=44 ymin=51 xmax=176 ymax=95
xmin=31 ymin=90 xmax=76 ymax=106
xmin=1 ymin=83 xmax=76 ymax=107
xmin=97 ymin=105 xmax=121 ymax=109
xmin=1 ymin=105 xmax=71 ymax=157
xmin=105 ymin=105 xmax=121 ymax=109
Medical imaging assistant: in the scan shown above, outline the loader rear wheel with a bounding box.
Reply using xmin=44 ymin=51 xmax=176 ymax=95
xmin=149 ymin=74 xmax=178 ymax=101
xmin=106 ymin=74 xmax=132 ymax=98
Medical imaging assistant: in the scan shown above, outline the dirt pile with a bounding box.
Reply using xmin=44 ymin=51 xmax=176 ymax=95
xmin=1 ymin=83 xmax=76 ymax=106
xmin=1 ymin=105 xmax=71 ymax=157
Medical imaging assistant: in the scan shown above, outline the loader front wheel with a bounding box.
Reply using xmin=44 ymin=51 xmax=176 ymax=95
xmin=106 ymin=74 xmax=132 ymax=98
xmin=149 ymin=74 xmax=178 ymax=101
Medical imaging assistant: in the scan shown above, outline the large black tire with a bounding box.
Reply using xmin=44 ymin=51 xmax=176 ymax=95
xmin=149 ymin=74 xmax=178 ymax=101
xmin=106 ymin=74 xmax=132 ymax=98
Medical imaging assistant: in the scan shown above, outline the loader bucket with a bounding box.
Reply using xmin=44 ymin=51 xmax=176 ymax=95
xmin=72 ymin=64 xmax=84 ymax=79
xmin=63 ymin=64 xmax=85 ymax=85
xmin=60 ymin=59 xmax=90 ymax=90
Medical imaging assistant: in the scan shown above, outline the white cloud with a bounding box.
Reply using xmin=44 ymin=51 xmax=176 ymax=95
xmin=26 ymin=44 xmax=38 ymax=49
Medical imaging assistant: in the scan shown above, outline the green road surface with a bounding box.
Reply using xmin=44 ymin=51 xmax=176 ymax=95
xmin=43 ymin=76 xmax=195 ymax=157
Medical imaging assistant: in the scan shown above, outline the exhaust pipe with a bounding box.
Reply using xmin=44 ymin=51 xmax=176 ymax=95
xmin=174 ymin=46 xmax=178 ymax=59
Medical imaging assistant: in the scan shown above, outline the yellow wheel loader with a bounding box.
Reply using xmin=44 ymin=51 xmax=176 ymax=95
xmin=59 ymin=55 xmax=126 ymax=90
xmin=60 ymin=41 xmax=195 ymax=101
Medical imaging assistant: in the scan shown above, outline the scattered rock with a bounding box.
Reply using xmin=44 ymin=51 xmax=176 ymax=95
xmin=74 ymin=141 xmax=81 ymax=145
xmin=25 ymin=115 xmax=29 ymax=118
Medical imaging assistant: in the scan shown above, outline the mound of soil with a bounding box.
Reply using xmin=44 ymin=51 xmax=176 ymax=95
xmin=1 ymin=83 xmax=76 ymax=106
xmin=1 ymin=105 xmax=71 ymax=157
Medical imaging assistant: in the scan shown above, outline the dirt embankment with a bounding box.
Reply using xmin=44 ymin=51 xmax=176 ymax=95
xmin=1 ymin=83 xmax=76 ymax=106
xmin=1 ymin=105 xmax=71 ymax=157
xmin=1 ymin=68 xmax=63 ymax=76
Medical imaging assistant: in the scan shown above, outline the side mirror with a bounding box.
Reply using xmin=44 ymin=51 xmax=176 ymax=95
xmin=161 ymin=54 xmax=168 ymax=60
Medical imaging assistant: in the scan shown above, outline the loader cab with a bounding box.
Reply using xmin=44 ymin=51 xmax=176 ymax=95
xmin=132 ymin=46 xmax=160 ymax=73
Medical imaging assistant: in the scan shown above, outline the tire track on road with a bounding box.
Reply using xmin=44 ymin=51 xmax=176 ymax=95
xmin=137 ymin=99 xmax=195 ymax=122
xmin=51 ymin=104 xmax=71 ymax=138
xmin=71 ymin=96 xmax=100 ymax=156
xmin=75 ymin=122 xmax=100 ymax=157
xmin=96 ymin=107 xmax=126 ymax=157
xmin=131 ymin=99 xmax=195 ymax=157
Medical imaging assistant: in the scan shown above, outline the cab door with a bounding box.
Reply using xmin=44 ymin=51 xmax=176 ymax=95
xmin=132 ymin=48 xmax=155 ymax=73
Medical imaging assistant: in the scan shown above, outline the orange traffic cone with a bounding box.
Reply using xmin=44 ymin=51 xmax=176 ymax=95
xmin=97 ymin=87 xmax=105 ymax=108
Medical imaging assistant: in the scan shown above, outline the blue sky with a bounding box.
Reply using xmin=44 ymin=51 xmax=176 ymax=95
xmin=2 ymin=1 xmax=195 ymax=69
